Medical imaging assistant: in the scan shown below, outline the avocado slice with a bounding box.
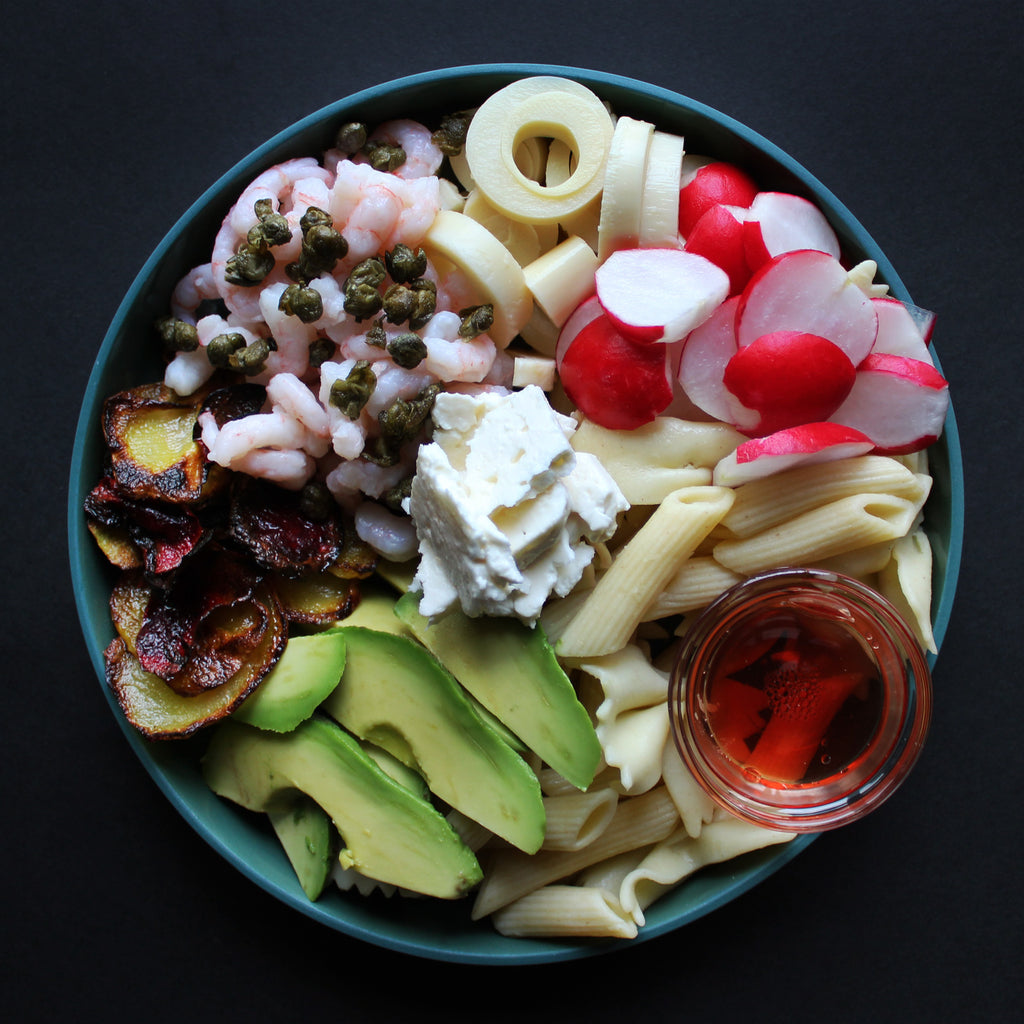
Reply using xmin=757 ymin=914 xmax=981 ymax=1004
xmin=267 ymin=793 xmax=335 ymax=900
xmin=322 ymin=627 xmax=546 ymax=854
xmin=394 ymin=592 xmax=601 ymax=791
xmin=233 ymin=629 xmax=347 ymax=733
xmin=202 ymin=717 xmax=482 ymax=899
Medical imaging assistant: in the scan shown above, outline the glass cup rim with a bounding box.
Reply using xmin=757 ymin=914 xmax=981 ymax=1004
xmin=668 ymin=567 xmax=933 ymax=832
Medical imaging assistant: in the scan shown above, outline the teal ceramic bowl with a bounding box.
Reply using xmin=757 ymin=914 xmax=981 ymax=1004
xmin=68 ymin=64 xmax=964 ymax=965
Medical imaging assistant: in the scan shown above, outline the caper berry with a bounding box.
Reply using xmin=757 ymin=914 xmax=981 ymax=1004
xmin=224 ymin=244 xmax=275 ymax=286
xmin=335 ymin=122 xmax=368 ymax=154
xmin=362 ymin=139 xmax=406 ymax=173
xmin=206 ymin=332 xmax=247 ymax=368
xmin=279 ymin=283 xmax=324 ymax=324
xmin=387 ymin=332 xmax=428 ymax=369
xmin=155 ymin=316 xmax=199 ymax=354
xmin=458 ymin=303 xmax=494 ymax=339
xmin=329 ymin=361 xmax=377 ymax=419
xmin=385 ymin=243 xmax=428 ymax=284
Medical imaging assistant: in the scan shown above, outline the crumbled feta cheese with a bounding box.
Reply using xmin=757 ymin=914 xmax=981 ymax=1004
xmin=408 ymin=386 xmax=629 ymax=623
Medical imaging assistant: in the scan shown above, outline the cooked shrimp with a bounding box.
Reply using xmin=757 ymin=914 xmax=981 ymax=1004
xmin=252 ymin=282 xmax=317 ymax=380
xmin=170 ymin=262 xmax=219 ymax=322
xmin=164 ymin=348 xmax=215 ymax=397
xmin=419 ymin=310 xmax=497 ymax=383
xmin=361 ymin=119 xmax=444 ymax=180
xmin=266 ymin=372 xmax=331 ymax=440
xmin=355 ymin=500 xmax=419 ymax=561
xmin=211 ymin=158 xmax=332 ymax=319
xmin=229 ymin=448 xmax=317 ymax=490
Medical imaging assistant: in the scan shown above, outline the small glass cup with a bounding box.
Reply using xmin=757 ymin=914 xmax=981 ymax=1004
xmin=668 ymin=567 xmax=932 ymax=831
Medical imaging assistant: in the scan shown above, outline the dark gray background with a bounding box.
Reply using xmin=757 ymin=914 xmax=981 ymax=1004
xmin=4 ymin=0 xmax=1021 ymax=1019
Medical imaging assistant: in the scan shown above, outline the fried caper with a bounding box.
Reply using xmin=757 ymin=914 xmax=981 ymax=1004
xmin=431 ymin=111 xmax=473 ymax=156
xmin=155 ymin=316 xmax=199 ymax=354
xmin=387 ymin=332 xmax=428 ymax=369
xmin=329 ymin=361 xmax=377 ymax=419
xmin=279 ymin=283 xmax=324 ymax=324
xmin=224 ymin=244 xmax=275 ymax=286
xmin=459 ymin=303 xmax=494 ymax=339
xmin=385 ymin=243 xmax=428 ymax=284
xmin=206 ymin=332 xmax=247 ymax=368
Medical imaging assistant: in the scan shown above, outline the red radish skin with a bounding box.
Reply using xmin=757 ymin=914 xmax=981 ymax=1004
xmin=737 ymin=249 xmax=878 ymax=365
xmin=555 ymin=293 xmax=604 ymax=366
xmin=595 ymin=247 xmax=730 ymax=345
xmin=683 ymin=204 xmax=752 ymax=295
xmin=742 ymin=192 xmax=841 ymax=272
xmin=678 ymin=162 xmax=759 ymax=236
xmin=559 ymin=312 xmax=675 ymax=430
xmin=713 ymin=422 xmax=875 ymax=486
xmin=870 ymin=297 xmax=936 ymax=365
xmin=829 ymin=353 xmax=950 ymax=454
xmin=722 ymin=331 xmax=857 ymax=436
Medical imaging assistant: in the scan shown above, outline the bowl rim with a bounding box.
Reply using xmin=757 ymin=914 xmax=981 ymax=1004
xmin=67 ymin=61 xmax=964 ymax=965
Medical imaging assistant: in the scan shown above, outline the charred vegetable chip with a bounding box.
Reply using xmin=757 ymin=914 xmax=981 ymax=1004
xmin=327 ymin=528 xmax=378 ymax=580
xmin=134 ymin=549 xmax=266 ymax=681
xmin=198 ymin=383 xmax=267 ymax=429
xmin=271 ymin=570 xmax=361 ymax=625
xmin=84 ymin=478 xmax=209 ymax=576
xmin=102 ymin=383 xmax=210 ymax=503
xmin=228 ymin=478 xmax=344 ymax=577
xmin=104 ymin=582 xmax=286 ymax=740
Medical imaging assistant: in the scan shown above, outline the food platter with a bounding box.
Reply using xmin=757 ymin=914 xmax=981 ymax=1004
xmin=68 ymin=63 xmax=964 ymax=964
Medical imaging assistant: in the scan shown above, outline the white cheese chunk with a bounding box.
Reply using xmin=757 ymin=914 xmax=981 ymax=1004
xmin=409 ymin=386 xmax=629 ymax=623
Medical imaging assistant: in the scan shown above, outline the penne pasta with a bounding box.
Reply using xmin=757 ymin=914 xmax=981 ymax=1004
xmin=643 ymin=555 xmax=744 ymax=619
xmin=617 ymin=818 xmax=797 ymax=925
xmin=712 ymin=490 xmax=929 ymax=577
xmin=596 ymin=701 xmax=670 ymax=795
xmin=541 ymin=788 xmax=619 ymax=851
xmin=471 ymin=786 xmax=680 ymax=919
xmin=490 ymin=885 xmax=639 ymax=939
xmin=661 ymin=738 xmax=717 ymax=839
xmin=878 ymin=528 xmax=937 ymax=654
xmin=720 ymin=455 xmax=929 ymax=539
xmin=571 ymin=417 xmax=745 ymax=505
xmin=557 ymin=485 xmax=737 ymax=658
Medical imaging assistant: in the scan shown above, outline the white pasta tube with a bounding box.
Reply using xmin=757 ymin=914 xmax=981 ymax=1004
xmin=596 ymin=702 xmax=670 ymax=795
xmin=712 ymin=490 xmax=928 ymax=577
xmin=472 ymin=786 xmax=680 ymax=919
xmin=557 ymin=485 xmax=737 ymax=658
xmin=720 ymin=455 xmax=928 ymax=538
xmin=579 ymin=643 xmax=672 ymax=722
xmin=643 ymin=555 xmax=744 ymax=619
xmin=490 ymin=885 xmax=638 ymax=939
xmin=617 ymin=818 xmax=797 ymax=926
xmin=878 ymin=528 xmax=937 ymax=654
xmin=661 ymin=739 xmax=717 ymax=839
xmin=541 ymin=788 xmax=619 ymax=851
xmin=571 ymin=417 xmax=745 ymax=505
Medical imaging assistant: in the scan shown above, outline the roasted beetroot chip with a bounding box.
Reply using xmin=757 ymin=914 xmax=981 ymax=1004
xmin=228 ymin=479 xmax=343 ymax=577
xmin=84 ymin=477 xmax=208 ymax=576
xmin=135 ymin=549 xmax=264 ymax=680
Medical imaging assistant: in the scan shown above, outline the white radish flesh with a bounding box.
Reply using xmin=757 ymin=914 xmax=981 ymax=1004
xmin=736 ymin=249 xmax=878 ymax=365
xmin=595 ymin=247 xmax=730 ymax=344
xmin=742 ymin=191 xmax=841 ymax=270
xmin=829 ymin=353 xmax=949 ymax=454
xmin=713 ymin=423 xmax=875 ymax=486
xmin=870 ymin=297 xmax=936 ymax=365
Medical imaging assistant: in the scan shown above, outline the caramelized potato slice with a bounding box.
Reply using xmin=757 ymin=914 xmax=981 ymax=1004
xmin=105 ymin=583 xmax=287 ymax=740
xmin=272 ymin=571 xmax=361 ymax=625
xmin=103 ymin=383 xmax=209 ymax=503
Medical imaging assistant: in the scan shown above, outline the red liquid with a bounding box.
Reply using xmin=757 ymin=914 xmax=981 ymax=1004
xmin=703 ymin=604 xmax=885 ymax=787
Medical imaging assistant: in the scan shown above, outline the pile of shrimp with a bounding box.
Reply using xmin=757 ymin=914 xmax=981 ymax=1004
xmin=163 ymin=119 xmax=513 ymax=561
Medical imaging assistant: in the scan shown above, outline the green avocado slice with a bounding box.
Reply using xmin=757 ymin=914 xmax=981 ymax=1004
xmin=322 ymin=626 xmax=546 ymax=854
xmin=267 ymin=794 xmax=335 ymax=900
xmin=202 ymin=717 xmax=482 ymax=899
xmin=233 ymin=628 xmax=347 ymax=732
xmin=394 ymin=592 xmax=601 ymax=791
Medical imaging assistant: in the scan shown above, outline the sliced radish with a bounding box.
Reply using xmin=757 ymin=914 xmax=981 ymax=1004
xmin=595 ymin=247 xmax=730 ymax=345
xmin=722 ymin=330 xmax=856 ymax=436
xmin=829 ymin=352 xmax=949 ymax=454
xmin=870 ymin=296 xmax=935 ymax=365
xmin=742 ymin=191 xmax=841 ymax=272
xmin=737 ymin=249 xmax=878 ymax=365
xmin=559 ymin=311 xmax=675 ymax=430
xmin=555 ymin=293 xmax=604 ymax=366
xmin=683 ymin=204 xmax=752 ymax=295
xmin=713 ymin=422 xmax=875 ymax=487
xmin=677 ymin=295 xmax=756 ymax=428
xmin=678 ymin=161 xmax=759 ymax=236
